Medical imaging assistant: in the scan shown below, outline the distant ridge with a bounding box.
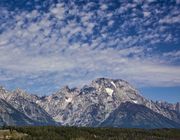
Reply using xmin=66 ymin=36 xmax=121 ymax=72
xmin=0 ymin=78 xmax=180 ymax=128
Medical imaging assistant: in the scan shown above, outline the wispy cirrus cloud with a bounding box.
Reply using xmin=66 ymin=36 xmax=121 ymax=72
xmin=0 ymin=0 xmax=179 ymax=94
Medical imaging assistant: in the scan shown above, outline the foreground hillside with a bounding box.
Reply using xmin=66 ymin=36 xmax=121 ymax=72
xmin=1 ymin=126 xmax=180 ymax=140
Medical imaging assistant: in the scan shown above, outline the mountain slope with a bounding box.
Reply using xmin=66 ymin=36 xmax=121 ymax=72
xmin=0 ymin=88 xmax=56 ymax=126
xmin=37 ymin=78 xmax=180 ymax=127
xmin=37 ymin=78 xmax=146 ymax=126
xmin=0 ymin=78 xmax=180 ymax=128
xmin=0 ymin=98 xmax=34 ymax=126
xmin=156 ymin=101 xmax=180 ymax=114
xmin=6 ymin=89 xmax=56 ymax=125
xmin=100 ymin=102 xmax=180 ymax=128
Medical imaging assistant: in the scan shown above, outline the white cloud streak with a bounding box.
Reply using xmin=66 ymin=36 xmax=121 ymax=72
xmin=0 ymin=0 xmax=179 ymax=94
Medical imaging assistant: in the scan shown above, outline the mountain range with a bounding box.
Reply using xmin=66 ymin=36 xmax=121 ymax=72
xmin=0 ymin=78 xmax=180 ymax=128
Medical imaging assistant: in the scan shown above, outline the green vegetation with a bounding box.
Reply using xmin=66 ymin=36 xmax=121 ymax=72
xmin=1 ymin=126 xmax=180 ymax=140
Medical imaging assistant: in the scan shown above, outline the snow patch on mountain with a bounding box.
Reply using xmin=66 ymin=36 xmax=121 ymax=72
xmin=133 ymin=100 xmax=138 ymax=104
xmin=105 ymin=88 xmax=113 ymax=96
xmin=111 ymin=81 xmax=117 ymax=88
xmin=65 ymin=97 xmax=73 ymax=103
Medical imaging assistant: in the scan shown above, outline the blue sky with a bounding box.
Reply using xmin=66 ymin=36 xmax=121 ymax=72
xmin=0 ymin=0 xmax=179 ymax=102
xmin=140 ymin=87 xmax=180 ymax=103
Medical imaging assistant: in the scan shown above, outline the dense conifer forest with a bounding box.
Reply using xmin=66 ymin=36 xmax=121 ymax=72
xmin=0 ymin=126 xmax=180 ymax=140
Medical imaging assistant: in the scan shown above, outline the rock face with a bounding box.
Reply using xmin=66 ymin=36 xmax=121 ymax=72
xmin=176 ymin=103 xmax=180 ymax=113
xmin=0 ymin=78 xmax=180 ymax=128
xmin=99 ymin=102 xmax=180 ymax=128
xmin=37 ymin=78 xmax=180 ymax=127
xmin=0 ymin=99 xmax=34 ymax=126
xmin=0 ymin=88 xmax=56 ymax=126
xmin=156 ymin=101 xmax=180 ymax=113
xmin=0 ymin=86 xmax=9 ymax=100
xmin=6 ymin=89 xmax=56 ymax=125
xmin=37 ymin=78 xmax=147 ymax=126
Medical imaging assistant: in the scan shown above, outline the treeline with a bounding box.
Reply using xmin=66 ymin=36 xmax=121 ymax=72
xmin=2 ymin=126 xmax=180 ymax=140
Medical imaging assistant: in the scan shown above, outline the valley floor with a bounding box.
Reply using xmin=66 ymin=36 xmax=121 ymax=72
xmin=0 ymin=129 xmax=27 ymax=140
xmin=1 ymin=126 xmax=180 ymax=140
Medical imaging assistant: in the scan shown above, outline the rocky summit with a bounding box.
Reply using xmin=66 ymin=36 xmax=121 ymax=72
xmin=0 ymin=78 xmax=180 ymax=128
